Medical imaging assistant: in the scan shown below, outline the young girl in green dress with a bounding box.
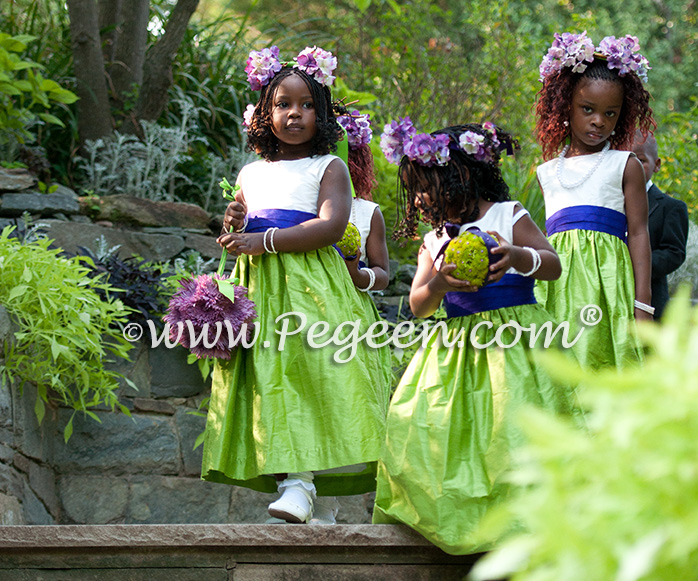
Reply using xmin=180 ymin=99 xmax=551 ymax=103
xmin=372 ymin=121 xmax=573 ymax=554
xmin=205 ymin=46 xmax=390 ymax=525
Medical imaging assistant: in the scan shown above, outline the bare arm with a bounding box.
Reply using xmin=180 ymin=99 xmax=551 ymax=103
xmin=487 ymin=210 xmax=561 ymax=283
xmin=344 ymin=207 xmax=390 ymax=291
xmin=217 ymin=158 xmax=352 ymax=255
xmin=623 ymin=156 xmax=652 ymax=320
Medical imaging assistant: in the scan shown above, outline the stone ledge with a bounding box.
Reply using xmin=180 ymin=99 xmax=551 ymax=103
xmin=0 ymin=524 xmax=481 ymax=580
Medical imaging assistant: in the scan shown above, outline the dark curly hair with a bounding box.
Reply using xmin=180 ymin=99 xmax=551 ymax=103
xmin=246 ymin=67 xmax=342 ymax=161
xmin=536 ymin=58 xmax=656 ymax=160
xmin=394 ymin=123 xmax=517 ymax=241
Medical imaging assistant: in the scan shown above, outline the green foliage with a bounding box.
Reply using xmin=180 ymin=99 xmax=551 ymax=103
xmin=654 ymin=103 xmax=698 ymax=219
xmin=0 ymin=226 xmax=134 ymax=442
xmin=0 ymin=32 xmax=77 ymax=158
xmin=471 ymin=289 xmax=698 ymax=581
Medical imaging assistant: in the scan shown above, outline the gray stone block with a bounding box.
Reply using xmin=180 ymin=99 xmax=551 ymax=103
xmin=59 ymin=475 xmax=128 ymax=524
xmin=28 ymin=461 xmax=58 ymax=516
xmin=106 ymin=340 xmax=151 ymax=399
xmin=12 ymin=383 xmax=54 ymax=463
xmin=127 ymin=476 xmax=230 ymax=524
xmin=21 ymin=480 xmax=54 ymax=524
xmin=227 ymin=485 xmax=276 ymax=524
xmin=0 ymin=491 xmax=24 ymax=525
xmin=174 ymin=407 xmax=206 ymax=476
xmin=0 ymin=192 xmax=80 ymax=217
xmin=0 ymin=462 xmax=24 ymax=498
xmin=38 ymin=220 xmax=186 ymax=262
xmin=52 ymin=409 xmax=180 ymax=475
xmin=0 ymin=306 xmax=11 ymax=345
xmin=149 ymin=344 xmax=208 ymax=398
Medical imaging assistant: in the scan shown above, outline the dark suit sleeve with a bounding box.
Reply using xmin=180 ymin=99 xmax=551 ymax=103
xmin=651 ymin=195 xmax=689 ymax=278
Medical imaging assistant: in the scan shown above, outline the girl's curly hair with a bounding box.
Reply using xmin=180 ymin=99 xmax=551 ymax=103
xmin=246 ymin=68 xmax=342 ymax=161
xmin=394 ymin=123 xmax=517 ymax=241
xmin=536 ymin=59 xmax=656 ymax=160
xmin=347 ymin=145 xmax=377 ymax=201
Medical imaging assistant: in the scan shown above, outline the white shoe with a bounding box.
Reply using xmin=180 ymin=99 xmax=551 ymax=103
xmin=309 ymin=496 xmax=339 ymax=525
xmin=267 ymin=473 xmax=316 ymax=524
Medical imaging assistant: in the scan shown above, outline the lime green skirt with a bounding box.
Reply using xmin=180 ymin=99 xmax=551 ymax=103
xmin=372 ymin=304 xmax=574 ymax=554
xmin=201 ymin=247 xmax=391 ymax=496
xmin=535 ymin=229 xmax=643 ymax=370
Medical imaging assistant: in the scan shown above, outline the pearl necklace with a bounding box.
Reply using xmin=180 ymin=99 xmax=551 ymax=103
xmin=557 ymin=140 xmax=611 ymax=189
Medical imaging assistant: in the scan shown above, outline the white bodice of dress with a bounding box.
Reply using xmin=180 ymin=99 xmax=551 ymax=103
xmin=237 ymin=155 xmax=339 ymax=214
xmin=537 ymin=149 xmax=632 ymax=219
xmin=424 ymin=201 xmax=529 ymax=275
xmin=352 ymin=198 xmax=379 ymax=262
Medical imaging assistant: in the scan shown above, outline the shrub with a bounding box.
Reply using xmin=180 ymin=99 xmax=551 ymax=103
xmin=0 ymin=226 xmax=133 ymax=442
xmin=471 ymin=290 xmax=698 ymax=581
xmin=0 ymin=33 xmax=77 ymax=160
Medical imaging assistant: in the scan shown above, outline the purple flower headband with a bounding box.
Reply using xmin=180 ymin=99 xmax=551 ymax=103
xmin=380 ymin=118 xmax=503 ymax=167
xmin=336 ymin=110 xmax=372 ymax=149
xmin=539 ymin=31 xmax=650 ymax=83
xmin=245 ymin=45 xmax=337 ymax=91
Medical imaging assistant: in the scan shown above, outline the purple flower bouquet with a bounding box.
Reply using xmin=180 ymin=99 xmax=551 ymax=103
xmin=163 ymin=178 xmax=257 ymax=359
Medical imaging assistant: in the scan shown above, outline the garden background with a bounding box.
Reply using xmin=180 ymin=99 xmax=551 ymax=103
xmin=1 ymin=0 xmax=698 ymax=541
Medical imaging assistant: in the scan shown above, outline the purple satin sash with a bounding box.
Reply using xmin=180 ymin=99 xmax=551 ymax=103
xmin=444 ymin=273 xmax=536 ymax=318
xmin=546 ymin=205 xmax=627 ymax=243
xmin=246 ymin=208 xmax=316 ymax=232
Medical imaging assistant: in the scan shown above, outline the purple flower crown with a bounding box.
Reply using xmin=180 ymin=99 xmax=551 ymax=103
xmin=539 ymin=31 xmax=650 ymax=83
xmin=336 ymin=110 xmax=372 ymax=149
xmin=245 ymin=45 xmax=337 ymax=91
xmin=380 ymin=119 xmax=503 ymax=167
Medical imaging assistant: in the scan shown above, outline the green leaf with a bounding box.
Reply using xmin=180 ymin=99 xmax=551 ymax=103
xmin=215 ymin=279 xmax=237 ymax=303
xmin=193 ymin=431 xmax=206 ymax=450
xmin=34 ymin=396 xmax=45 ymax=425
xmin=38 ymin=113 xmax=65 ymax=127
xmin=8 ymin=285 xmax=28 ymax=300
xmin=63 ymin=414 xmax=74 ymax=443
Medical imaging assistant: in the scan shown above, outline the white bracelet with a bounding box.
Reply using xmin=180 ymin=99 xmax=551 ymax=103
xmin=234 ymin=214 xmax=248 ymax=233
xmin=263 ymin=227 xmax=279 ymax=254
xmin=634 ymin=299 xmax=655 ymax=315
xmin=519 ymin=246 xmax=542 ymax=277
xmin=357 ymin=267 xmax=376 ymax=292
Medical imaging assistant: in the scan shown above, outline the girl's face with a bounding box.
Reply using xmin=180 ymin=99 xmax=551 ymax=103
xmin=270 ymin=73 xmax=317 ymax=159
xmin=568 ymin=78 xmax=624 ymax=154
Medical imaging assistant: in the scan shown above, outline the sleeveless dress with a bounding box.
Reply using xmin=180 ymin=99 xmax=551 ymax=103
xmin=201 ymin=155 xmax=392 ymax=496
xmin=535 ymin=149 xmax=643 ymax=369
xmin=351 ymin=198 xmax=379 ymax=265
xmin=372 ymin=201 xmax=573 ymax=555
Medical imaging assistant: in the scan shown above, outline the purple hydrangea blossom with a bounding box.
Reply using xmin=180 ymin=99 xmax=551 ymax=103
xmin=401 ymin=133 xmax=451 ymax=167
xmin=245 ymin=46 xmax=282 ymax=91
xmin=597 ymin=35 xmax=650 ymax=82
xmin=294 ymin=46 xmax=337 ymax=87
xmin=164 ymin=275 xmax=257 ymax=359
xmin=380 ymin=117 xmax=417 ymax=164
xmin=337 ymin=111 xmax=373 ymax=149
xmin=539 ymin=31 xmax=595 ymax=81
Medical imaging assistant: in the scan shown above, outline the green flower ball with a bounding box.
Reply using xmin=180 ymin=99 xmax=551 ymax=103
xmin=336 ymin=222 xmax=361 ymax=259
xmin=444 ymin=229 xmax=499 ymax=287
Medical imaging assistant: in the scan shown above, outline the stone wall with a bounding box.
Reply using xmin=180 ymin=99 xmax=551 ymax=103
xmin=0 ymin=306 xmax=379 ymax=525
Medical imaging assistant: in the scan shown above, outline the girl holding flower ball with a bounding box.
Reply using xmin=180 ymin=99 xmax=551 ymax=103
xmin=535 ymin=32 xmax=655 ymax=369
xmin=204 ymin=46 xmax=391 ymax=525
xmin=372 ymin=121 xmax=572 ymax=554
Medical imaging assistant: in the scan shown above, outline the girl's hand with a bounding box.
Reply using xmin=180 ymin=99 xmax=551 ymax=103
xmin=487 ymin=231 xmax=517 ymax=283
xmin=216 ymin=232 xmax=266 ymax=256
xmin=433 ymin=262 xmax=479 ymax=293
xmin=222 ymin=189 xmax=247 ymax=233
